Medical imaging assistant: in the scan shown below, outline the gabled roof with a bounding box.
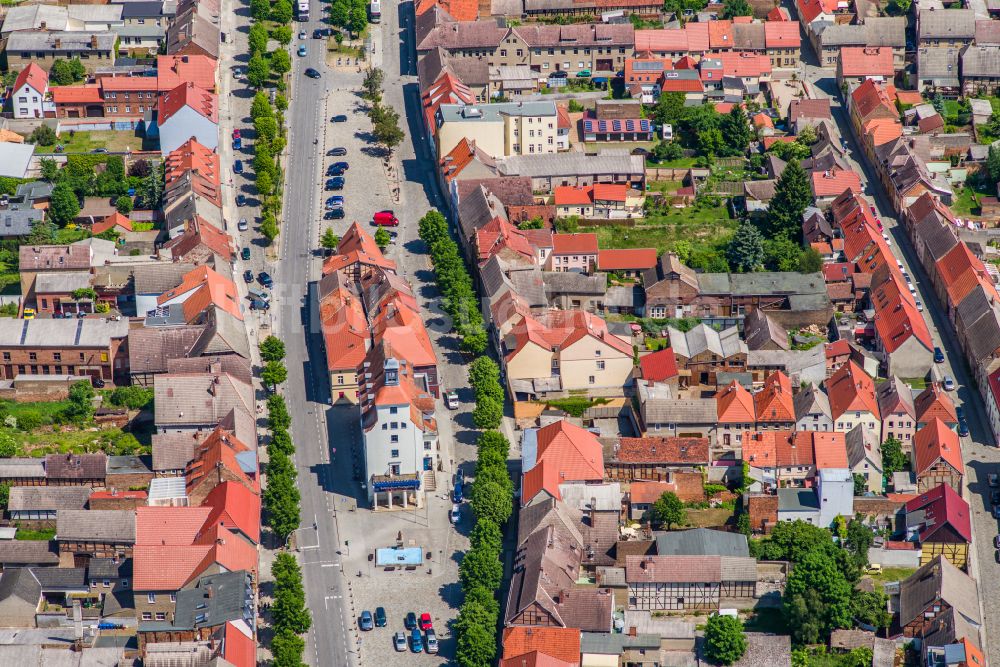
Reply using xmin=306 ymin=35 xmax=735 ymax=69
xmin=764 ymin=20 xmax=799 ymax=48
xmin=638 ymin=347 xmax=678 ymax=383
xmin=812 ymin=431 xmax=849 ymax=469
xmin=157 ymin=264 xmax=242 ymax=323
xmin=654 ymin=528 xmax=749 ymax=557
xmin=904 ymin=484 xmax=972 ymax=544
xmin=533 ymin=420 xmax=604 ymax=483
xmin=317 ymin=271 xmax=368 ymax=371
xmin=158 ymin=81 xmax=218 ymax=125
xmin=846 ymin=423 xmax=881 ymax=471
xmin=937 ymin=241 xmax=1000 ymax=308
xmin=851 ymin=78 xmax=899 ymax=124
xmin=91 ymin=212 xmax=134 ymax=235
xmin=507 ymin=309 xmax=633 ymax=360
xmin=876 ymin=375 xmax=916 ymax=418
xmin=915 ymin=383 xmax=958 ymax=425
xmin=157 ymin=54 xmax=218 ymax=92
xmin=840 ymin=46 xmax=894 ymax=77
xmin=898 ymin=554 xmax=979 ymax=629
xmin=597 ymin=248 xmax=657 ymax=271
xmin=826 ymin=360 xmax=879 ymax=420
xmin=322 ymin=222 xmax=397 ymax=275
xmin=753 ymin=371 xmax=794 ymax=423
xmin=501 ymin=627 xmax=581 ymax=664
xmin=551 ymin=232 xmax=598 ymax=255
xmin=13 ymin=63 xmax=47 ymax=96
xmin=199 ymin=481 xmax=261 ymax=544
xmin=794 ymin=382 xmax=832 ymax=422
xmin=476 ymin=216 xmax=535 ymax=264
xmin=812 ymin=167 xmax=862 ymax=198
xmin=913 ymin=418 xmax=963 ymax=477
xmin=716 ymin=380 xmax=756 ymax=423
xmin=614 ymin=436 xmax=708 ymax=465
xmin=870 ymin=265 xmax=933 ymax=353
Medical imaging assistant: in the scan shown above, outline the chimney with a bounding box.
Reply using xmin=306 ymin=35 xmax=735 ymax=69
xmin=54 ymin=37 xmax=62 ymax=49
xmin=90 ymin=34 xmax=98 ymax=49
xmin=628 ymin=626 xmax=637 ymax=637
xmin=40 ymin=21 xmax=46 ymax=30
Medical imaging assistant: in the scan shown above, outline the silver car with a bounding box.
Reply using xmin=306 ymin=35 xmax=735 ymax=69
xmin=393 ymin=632 xmax=406 ymax=652
xmin=426 ymin=630 xmax=439 ymax=654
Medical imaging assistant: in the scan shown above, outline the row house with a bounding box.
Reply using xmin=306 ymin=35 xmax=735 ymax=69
xmin=5 ymin=31 xmax=116 ymax=74
xmin=604 ymin=435 xmax=709 ymax=482
xmin=898 ymin=556 xmax=980 ymax=645
xmin=904 ymin=484 xmax=971 ymax=568
xmin=915 ymin=383 xmax=958 ymax=431
xmin=317 ymin=270 xmax=367 ymax=406
xmin=157 ymin=82 xmax=219 ymax=156
xmin=520 ymin=420 xmax=604 ymax=506
xmin=836 ymin=46 xmax=894 ymax=89
xmin=11 ymin=63 xmax=52 ymax=119
xmin=961 ymin=45 xmax=1000 ymax=97
xmin=56 ymin=509 xmax=135 ymax=562
xmin=811 ymin=18 xmax=905 ymax=70
xmin=916 ymin=9 xmax=975 ymax=49
xmin=794 ymin=383 xmax=834 ymax=432
xmin=435 ymin=101 xmax=558 ymax=159
xmin=826 ymin=360 xmax=880 ymax=433
xmin=876 ymin=375 xmax=917 ymax=449
xmin=625 ymin=555 xmax=759 ymax=611
xmin=913 ymin=418 xmax=963 ymax=494
xmin=716 ymin=380 xmax=756 ymax=455
xmin=743 ymin=429 xmax=848 ymax=488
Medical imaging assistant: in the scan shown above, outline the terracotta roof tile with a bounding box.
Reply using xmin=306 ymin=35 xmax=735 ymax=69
xmin=598 ymin=248 xmax=657 ymax=271
xmin=913 ymin=418 xmax=963 ymax=476
xmin=753 ymin=371 xmax=794 ymax=422
xmin=812 ymin=431 xmax=849 ymax=469
xmin=826 ymin=361 xmax=880 ymax=420
xmin=764 ymin=20 xmax=800 ymax=48
xmin=534 ymin=420 xmax=604 ymax=481
xmin=501 ymin=627 xmax=581 ymax=664
xmin=638 ymin=347 xmax=678 ymax=382
xmin=914 ymin=383 xmax=958 ymax=425
xmin=14 ymin=63 xmax=48 ymax=96
xmin=904 ymin=483 xmax=971 ymax=544
xmin=157 ymin=54 xmax=218 ymax=92
xmin=158 ymin=81 xmax=218 ymax=124
xmin=551 ymin=232 xmax=598 ymax=254
xmin=840 ymin=46 xmax=894 ymax=77
xmin=812 ymin=168 xmax=863 ymax=198
xmin=716 ymin=381 xmax=755 ymax=423
xmin=614 ymin=436 xmax=709 ymax=464
xmin=50 ymin=85 xmax=103 ymax=104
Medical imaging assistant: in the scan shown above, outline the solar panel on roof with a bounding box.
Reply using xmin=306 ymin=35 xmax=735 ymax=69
xmin=634 ymin=61 xmax=663 ymax=70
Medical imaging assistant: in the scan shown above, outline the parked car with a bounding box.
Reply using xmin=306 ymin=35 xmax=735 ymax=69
xmin=258 ymin=272 xmax=273 ymax=288
xmin=990 ymin=473 xmax=999 ymax=487
xmin=328 ymin=147 xmax=347 ymax=156
xmin=326 ymin=195 xmax=344 ymax=207
xmin=934 ymin=347 xmax=945 ymax=363
xmin=374 ymin=607 xmax=386 ymax=627
xmin=234 ymin=159 xmax=243 ymax=174
xmin=330 ymin=161 xmax=349 ymax=171
xmin=235 ymin=218 xmax=247 ymax=232
xmin=449 ymin=504 xmax=460 ymax=524
xmin=576 ymin=69 xmax=591 ymax=77
xmin=232 ymin=128 xmax=241 ymax=139
xmin=992 ymin=504 xmax=1000 ymax=519
xmin=305 ymin=68 xmax=321 ymax=78
xmin=393 ymin=632 xmax=407 ymax=652
xmin=241 ymin=247 xmax=251 ymax=261
xmin=959 ymin=419 xmax=970 ymax=437
xmin=452 ymin=480 xmax=463 ymax=503
xmin=943 ymin=376 xmax=955 ymax=391
xmin=404 ymin=612 xmax=417 ymax=630
xmin=298 ymin=30 xmax=306 ymax=39
xmin=331 ymin=114 xmax=348 ymax=123
xmin=243 ymin=270 xmax=254 ymax=284
xmin=995 ymin=535 xmax=1000 ymax=550
xmin=232 ymin=136 xmax=242 ymax=150
xmin=326 ymin=164 xmax=346 ymax=176
xmin=359 ymin=611 xmax=373 ymax=631
xmin=249 ymin=298 xmax=269 ymax=311
xmin=425 ymin=630 xmax=439 ymax=654
xmin=324 ymin=208 xmax=345 ymax=219
xmin=313 ymin=28 xmax=326 ymax=38
xmin=915 ymin=299 xmax=923 ymax=312
xmin=444 ymin=391 xmax=459 ymax=409
xmin=236 ymin=194 xmax=247 ymax=207
xmin=410 ymin=628 xmax=423 ymax=653
xmin=373 ymin=210 xmax=399 ymax=226
xmin=326 ymin=177 xmax=345 ymax=190
xmin=991 ymin=489 xmax=1000 ymax=506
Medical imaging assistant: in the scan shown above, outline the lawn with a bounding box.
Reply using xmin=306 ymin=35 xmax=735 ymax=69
xmin=0 ymin=247 xmax=19 ymax=294
xmin=864 ymin=566 xmax=916 ymax=586
xmin=2 ymin=398 xmax=73 ymax=425
xmin=647 ymin=180 xmax=684 ymax=193
xmin=647 ymin=156 xmax=699 ymax=169
xmin=15 ymin=527 xmax=56 ymax=541
xmin=39 ymin=130 xmax=144 ymax=154
xmin=942 ymin=99 xmax=961 ymax=120
xmin=586 ymin=201 xmax=735 ymax=255
xmin=904 ymin=377 xmax=928 ymax=389
xmin=684 ymin=507 xmax=734 ymax=528
xmin=952 ymin=185 xmax=981 ymax=217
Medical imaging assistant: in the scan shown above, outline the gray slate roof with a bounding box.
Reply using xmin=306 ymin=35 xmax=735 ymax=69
xmin=898 ymin=556 xmax=980 ymax=629
xmin=962 ymin=45 xmax=1000 ymax=77
xmin=498 ymin=152 xmax=645 ymax=178
xmin=918 ymin=8 xmax=976 ymax=40
xmin=0 ymin=206 xmax=42 ymax=238
xmin=8 ymin=487 xmax=91 ymax=512
xmin=56 ymin=509 xmax=136 ymax=543
xmin=0 ymin=319 xmax=128 ymax=348
xmin=0 ymin=541 xmax=59 ymax=566
xmin=171 ymin=570 xmax=253 ymax=631
xmin=654 ymin=528 xmax=749 ymax=557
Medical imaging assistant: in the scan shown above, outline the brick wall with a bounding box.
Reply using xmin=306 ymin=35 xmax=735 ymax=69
xmin=106 ymin=472 xmax=154 ymax=492
xmin=746 ymin=494 xmax=778 ymax=534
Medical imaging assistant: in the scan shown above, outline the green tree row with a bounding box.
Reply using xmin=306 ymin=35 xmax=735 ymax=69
xmin=468 ymin=357 xmax=503 ymax=429
xmin=455 ymin=428 xmax=514 ymax=667
xmin=270 ymin=552 xmax=311 ymax=667
xmin=250 ymin=92 xmax=288 ymax=243
xmin=329 ymin=0 xmax=368 ymax=35
xmin=417 ymin=210 xmax=488 ymax=354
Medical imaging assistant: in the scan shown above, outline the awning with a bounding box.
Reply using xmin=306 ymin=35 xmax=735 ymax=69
xmin=372 ymin=477 xmax=420 ymax=491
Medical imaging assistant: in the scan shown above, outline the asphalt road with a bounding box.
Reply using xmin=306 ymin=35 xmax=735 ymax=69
xmin=797 ymin=40 xmax=1000 ymax=664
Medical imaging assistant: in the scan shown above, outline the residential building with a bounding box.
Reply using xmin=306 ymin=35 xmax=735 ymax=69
xmin=99 ymin=75 xmax=160 ymax=117
xmin=744 ymin=308 xmax=789 ymax=351
xmin=317 ymin=271 xmax=367 ymax=406
xmin=545 ymin=233 xmax=597 ymax=272
xmin=46 ymin=453 xmax=107 ymax=487
xmin=0 ymin=319 xmax=129 ymax=385
xmin=917 ymin=47 xmax=961 ymax=96
xmin=157 ymin=82 xmax=218 ymax=155
xmin=5 ymin=32 xmax=116 ymax=73
xmin=898 ymin=556 xmax=981 ymax=647
xmin=637 ymin=347 xmax=679 ymax=385
xmin=56 ymin=509 xmax=135 ymax=560
xmin=153 ymin=366 xmax=253 ymax=434
xmin=826 ymin=360 xmax=880 ymax=432
xmin=915 ymin=383 xmax=958 ymax=430
xmin=165 ymin=5 xmax=219 ymax=59
xmin=716 ymin=380 xmax=756 ymax=455
xmin=520 ymin=420 xmax=604 ymax=506
xmin=435 ymin=101 xmax=558 ymax=159
xmin=754 ymin=371 xmax=796 ymax=430
xmin=961 ymin=46 xmax=1000 ymax=96
xmin=597 ymin=248 xmax=657 ymax=277
xmin=553 ymin=184 xmax=641 ymax=219
xmin=872 ymin=379 xmax=915 ymax=458
xmin=794 ymin=382 xmax=834 ymax=432
xmin=7 ymin=487 xmax=90 ymax=523
xmin=916 ymin=9 xmax=975 ymax=48
xmin=904 ymin=484 xmax=971 ymax=568
xmin=604 ymin=436 xmax=709 ymax=482
xmin=504 ymin=309 xmax=633 ymax=397
xmin=624 ymin=555 xmax=759 ymax=611
xmin=846 ymin=424 xmax=883 ymax=493
xmin=11 ymin=63 xmax=50 ymax=119
xmin=913 ymin=419 xmax=963 ymax=494
xmin=495 ymin=151 xmax=646 ymax=194
xmin=501 ymin=628 xmax=582 ymax=666
xmin=764 ymin=21 xmax=800 ymax=68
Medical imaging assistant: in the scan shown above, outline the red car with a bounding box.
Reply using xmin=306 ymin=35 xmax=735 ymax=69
xmin=232 ymin=128 xmax=241 ymax=139
xmin=373 ymin=210 xmax=399 ymax=227
xmin=418 ymin=613 xmax=432 ymax=631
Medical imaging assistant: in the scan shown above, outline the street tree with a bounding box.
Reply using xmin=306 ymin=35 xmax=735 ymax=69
xmin=260 ymin=335 xmax=286 ymax=362
xmin=704 ymin=614 xmax=747 ymax=665
xmin=257 ymin=171 xmax=274 ymax=198
xmin=329 ymin=0 xmax=350 ymax=27
xmin=477 ymin=430 xmax=510 ymax=460
xmin=48 ymin=183 xmax=80 ymax=226
xmin=362 ymin=67 xmax=385 ymax=101
xmin=261 ymin=212 xmax=279 ymax=243
xmin=469 ymin=519 xmax=502 ymax=553
xmin=373 ymin=108 xmax=405 ymax=156
xmin=726 ymin=222 xmax=765 ymax=273
xmin=255 ymin=115 xmax=279 ymax=143
xmin=270 ymin=429 xmax=294 ymax=457
xmin=262 ymin=361 xmax=289 ymax=388
xmin=273 ymin=25 xmax=293 ymax=45
xmin=348 ymin=3 xmax=367 ymax=35
xmin=271 ymin=48 xmax=292 ymax=76
xmin=472 ymin=395 xmax=502 ymax=430
xmin=651 ymin=491 xmax=686 ymax=529
xmin=463 ymin=585 xmax=499 ymax=621
xmin=459 ymin=544 xmax=503 ymax=592
xmin=248 ymin=23 xmax=268 ymax=57
xmin=418 ymin=209 xmax=449 ymax=246
xmin=320 ymin=228 xmax=340 ymax=251
xmin=468 ymin=357 xmax=501 ymax=395
xmin=263 ymin=453 xmax=300 ymax=539
xmin=374 ymin=226 xmax=390 ymax=250
xmin=247 ymin=54 xmax=270 ymax=88
xmin=250 ymin=0 xmax=270 ymax=20
xmin=271 ymin=628 xmax=305 ymax=667
xmin=271 ymin=0 xmax=294 ymax=23
xmin=455 ymin=616 xmax=495 ymax=667
xmin=272 ymin=552 xmax=311 ymax=633
xmin=251 ymin=92 xmax=273 ymax=120
xmin=471 ymin=479 xmax=512 ymax=524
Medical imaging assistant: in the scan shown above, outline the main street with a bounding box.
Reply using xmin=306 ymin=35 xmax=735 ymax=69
xmin=274 ymin=0 xmax=478 ymax=664
xmin=797 ymin=39 xmax=1000 ymax=666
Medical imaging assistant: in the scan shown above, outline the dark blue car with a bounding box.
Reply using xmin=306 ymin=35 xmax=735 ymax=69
xmin=933 ymin=347 xmax=945 ymax=363
xmin=452 ymin=480 xmax=463 ymax=503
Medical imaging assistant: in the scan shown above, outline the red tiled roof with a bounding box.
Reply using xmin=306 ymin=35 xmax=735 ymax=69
xmin=132 ymin=544 xmax=213 ymax=590
xmin=501 ymin=627 xmax=581 ymax=664
xmin=323 ymin=222 xmax=397 ymax=276
xmin=158 ymin=81 xmax=218 ymax=124
xmin=716 ymin=381 xmax=755 ymax=423
xmin=753 ymin=371 xmax=794 ymax=422
xmin=50 ymin=85 xmax=103 ymax=104
xmin=635 ymin=28 xmax=689 ymax=53
xmin=915 ymin=383 xmax=958 ymax=425
xmin=200 ymin=481 xmax=261 ymax=544
xmin=593 ymin=183 xmax=627 ymax=202
xmin=851 ymin=79 xmax=898 ymax=123
xmin=812 ymin=431 xmax=848 ymax=469
xmin=870 ymin=269 xmax=933 ymax=353
xmin=615 ymin=436 xmax=709 ymax=464
xmin=638 ymin=347 xmax=678 ymax=382
xmin=223 ymin=622 xmax=256 ymax=667
xmin=534 ymin=420 xmax=604 ymax=481
xmin=91 ymin=212 xmax=134 ymax=235
xmin=742 ymin=430 xmax=782 ymax=468
xmin=551 ymin=232 xmax=598 ymax=254
xmin=790 ymin=98 xmax=832 ymax=122
xmin=476 ymin=217 xmax=535 ymax=263
xmin=937 ymin=242 xmax=1000 ymax=308
xmin=812 ymin=168 xmax=863 ymax=198
xmin=767 ymin=6 xmax=791 ymax=19
xmin=554 ymin=185 xmax=593 ymax=206
xmin=840 ymin=47 xmax=894 ymax=77
xmin=826 ymin=361 xmax=879 ymax=420
xmin=904 ymin=482 xmax=971 ymax=543
xmin=777 ymin=431 xmax=817 ymax=467
xmin=598 ymin=248 xmax=657 ymax=271
xmin=762 ymin=136 xmax=797 ymax=149
xmin=158 ymin=264 xmax=243 ymax=323
xmin=913 ymin=418 xmax=963 ymax=477
xmin=90 ymin=490 xmax=147 ymax=500
xmin=715 ymin=51 xmax=772 ymax=78
xmin=319 ymin=276 xmax=368 ymax=372
xmin=624 ymin=57 xmax=672 ymax=84
xmin=14 ymin=63 xmax=48 ymax=96
xmin=797 ymin=0 xmax=838 ymax=23
xmin=753 ymin=112 xmax=773 ymax=128
xmin=764 ymin=20 xmax=799 ymax=48
xmin=521 ymin=459 xmax=563 ymax=504
xmin=423 ymin=71 xmax=476 ymax=135
xmin=685 ymin=22 xmax=710 ymax=51
xmin=825 ymin=339 xmax=850 ymax=359
xmin=157 ymin=54 xmax=218 ymax=92
xmin=100 ymin=75 xmax=157 ymax=92
xmin=708 ymin=19 xmax=733 ymax=49
xmin=500 ymin=651 xmax=578 ymax=667
xmin=507 ymin=310 xmax=633 ymax=360
xmin=415 ymin=0 xmax=479 ymax=20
